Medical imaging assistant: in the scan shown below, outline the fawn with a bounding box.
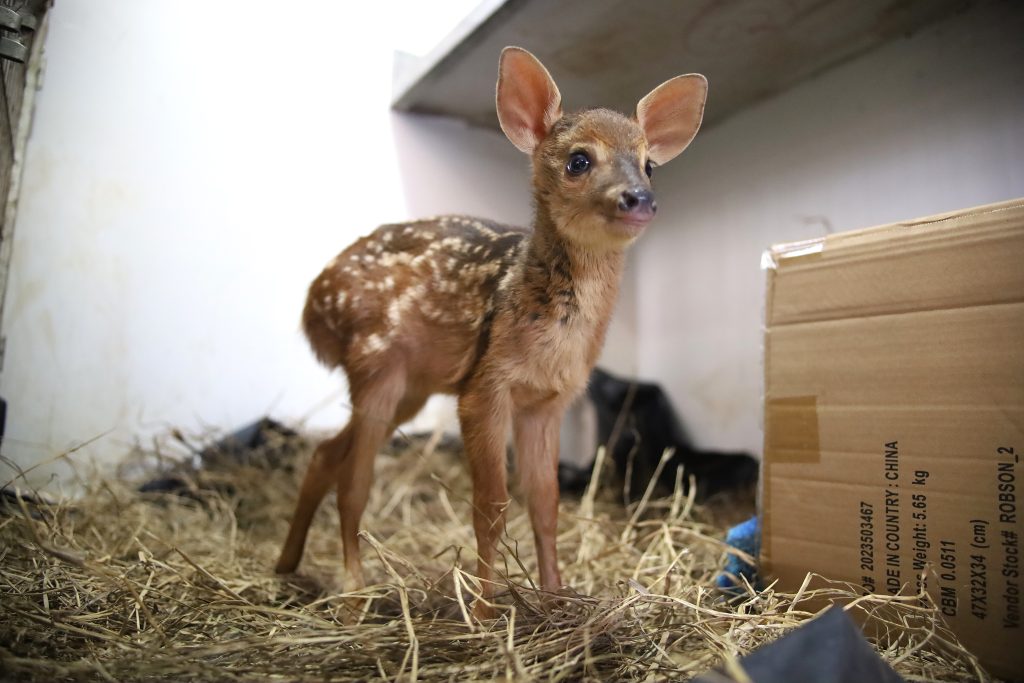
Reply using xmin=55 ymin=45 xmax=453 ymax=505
xmin=276 ymin=47 xmax=707 ymax=616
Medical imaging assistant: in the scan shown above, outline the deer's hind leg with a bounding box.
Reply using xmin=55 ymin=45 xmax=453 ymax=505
xmin=334 ymin=369 xmax=427 ymax=589
xmin=276 ymin=424 xmax=355 ymax=574
xmin=277 ymin=362 xmax=424 ymax=582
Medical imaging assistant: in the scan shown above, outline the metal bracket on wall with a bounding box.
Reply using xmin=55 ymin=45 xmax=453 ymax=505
xmin=0 ymin=0 xmax=50 ymax=392
xmin=0 ymin=6 xmax=34 ymax=63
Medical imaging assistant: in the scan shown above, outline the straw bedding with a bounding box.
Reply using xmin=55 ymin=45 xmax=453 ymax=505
xmin=0 ymin=429 xmax=990 ymax=682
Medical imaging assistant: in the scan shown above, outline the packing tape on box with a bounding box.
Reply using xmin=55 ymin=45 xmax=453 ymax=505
xmin=764 ymin=396 xmax=820 ymax=464
xmin=760 ymin=238 xmax=825 ymax=270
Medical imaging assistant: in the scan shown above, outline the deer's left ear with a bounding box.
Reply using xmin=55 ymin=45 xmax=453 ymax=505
xmin=496 ymin=47 xmax=562 ymax=154
xmin=636 ymin=74 xmax=707 ymax=165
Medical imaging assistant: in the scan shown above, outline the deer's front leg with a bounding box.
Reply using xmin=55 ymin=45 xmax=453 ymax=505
xmin=513 ymin=400 xmax=565 ymax=592
xmin=458 ymin=387 xmax=512 ymax=618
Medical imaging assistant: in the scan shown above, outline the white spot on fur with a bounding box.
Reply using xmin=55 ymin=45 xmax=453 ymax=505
xmin=471 ymin=221 xmax=503 ymax=241
xmin=362 ymin=333 xmax=389 ymax=355
xmin=382 ymin=282 xmax=427 ymax=331
xmin=421 ymin=300 xmax=441 ymax=321
xmin=465 ymin=261 xmax=501 ymax=282
xmin=378 ymin=251 xmax=413 ymax=267
xmin=387 ymin=299 xmax=402 ymax=327
xmin=440 ymin=237 xmax=471 ymax=253
xmin=498 ymin=267 xmax=516 ymax=292
xmin=334 ymin=291 xmax=347 ymax=307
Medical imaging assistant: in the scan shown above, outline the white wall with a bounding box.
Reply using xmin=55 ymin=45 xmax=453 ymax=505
xmin=0 ymin=1 xmax=544 ymax=487
xmin=635 ymin=1 xmax=1024 ymax=457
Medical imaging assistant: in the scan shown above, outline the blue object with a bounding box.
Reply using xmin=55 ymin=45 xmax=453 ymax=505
xmin=716 ymin=515 xmax=761 ymax=593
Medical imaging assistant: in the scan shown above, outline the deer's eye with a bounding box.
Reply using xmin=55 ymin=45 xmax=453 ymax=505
xmin=566 ymin=152 xmax=590 ymax=176
xmin=644 ymin=159 xmax=653 ymax=178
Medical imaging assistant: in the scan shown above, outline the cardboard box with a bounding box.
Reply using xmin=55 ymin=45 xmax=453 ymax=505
xmin=761 ymin=199 xmax=1024 ymax=680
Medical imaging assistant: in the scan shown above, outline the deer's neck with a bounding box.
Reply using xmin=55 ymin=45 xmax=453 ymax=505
xmin=518 ymin=204 xmax=625 ymax=326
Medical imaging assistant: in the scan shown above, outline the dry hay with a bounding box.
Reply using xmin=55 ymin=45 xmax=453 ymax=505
xmin=0 ymin=429 xmax=991 ymax=682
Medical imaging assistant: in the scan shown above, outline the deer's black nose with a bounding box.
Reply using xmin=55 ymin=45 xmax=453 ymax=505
xmin=618 ymin=189 xmax=657 ymax=214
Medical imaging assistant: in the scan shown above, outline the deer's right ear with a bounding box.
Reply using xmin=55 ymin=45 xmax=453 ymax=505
xmin=496 ymin=47 xmax=562 ymax=154
xmin=636 ymin=74 xmax=707 ymax=165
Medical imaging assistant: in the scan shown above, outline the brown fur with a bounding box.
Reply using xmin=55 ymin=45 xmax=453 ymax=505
xmin=277 ymin=48 xmax=707 ymax=617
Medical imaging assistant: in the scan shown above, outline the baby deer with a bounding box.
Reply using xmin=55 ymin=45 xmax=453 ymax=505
xmin=277 ymin=47 xmax=707 ymax=615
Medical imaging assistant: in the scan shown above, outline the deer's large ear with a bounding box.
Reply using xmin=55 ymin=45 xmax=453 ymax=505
xmin=496 ymin=47 xmax=562 ymax=154
xmin=636 ymin=74 xmax=707 ymax=165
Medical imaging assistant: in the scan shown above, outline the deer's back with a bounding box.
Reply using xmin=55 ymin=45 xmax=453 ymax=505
xmin=303 ymin=216 xmax=527 ymax=390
